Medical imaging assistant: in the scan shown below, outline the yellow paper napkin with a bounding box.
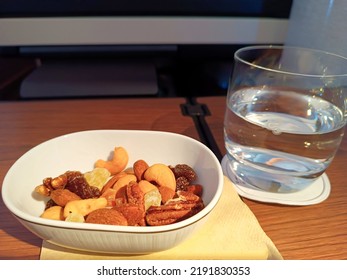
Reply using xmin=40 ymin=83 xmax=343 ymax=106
xmin=40 ymin=176 xmax=282 ymax=260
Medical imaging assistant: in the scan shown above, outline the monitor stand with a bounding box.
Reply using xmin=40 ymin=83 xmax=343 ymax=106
xmin=20 ymin=59 xmax=158 ymax=98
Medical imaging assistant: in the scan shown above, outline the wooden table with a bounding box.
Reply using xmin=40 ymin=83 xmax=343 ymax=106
xmin=0 ymin=96 xmax=346 ymax=260
xmin=198 ymin=96 xmax=347 ymax=260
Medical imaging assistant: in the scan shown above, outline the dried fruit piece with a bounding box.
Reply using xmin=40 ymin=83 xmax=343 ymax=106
xmin=44 ymin=199 xmax=57 ymax=210
xmin=65 ymin=171 xmax=100 ymax=199
xmin=83 ymin=167 xmax=111 ymax=191
xmin=86 ymin=208 xmax=128 ymax=226
xmin=144 ymin=188 xmax=162 ymax=211
xmin=175 ymin=176 xmax=190 ymax=191
xmin=170 ymin=164 xmax=197 ymax=182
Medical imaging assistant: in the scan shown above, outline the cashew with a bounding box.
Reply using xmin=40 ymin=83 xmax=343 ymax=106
xmin=144 ymin=188 xmax=162 ymax=211
xmin=65 ymin=212 xmax=85 ymax=223
xmin=144 ymin=163 xmax=176 ymax=191
xmin=112 ymin=174 xmax=137 ymax=193
xmin=95 ymin=146 xmax=129 ymax=175
xmin=100 ymin=188 xmax=118 ymax=207
xmin=40 ymin=206 xmax=64 ymax=221
xmin=101 ymin=171 xmax=128 ymax=194
xmin=63 ymin=197 xmax=107 ymax=218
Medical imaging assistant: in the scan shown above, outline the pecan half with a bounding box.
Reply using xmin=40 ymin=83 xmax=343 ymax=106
xmin=146 ymin=199 xmax=204 ymax=226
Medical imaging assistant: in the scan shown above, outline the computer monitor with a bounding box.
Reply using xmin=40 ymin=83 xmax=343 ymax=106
xmin=0 ymin=0 xmax=293 ymax=98
xmin=0 ymin=0 xmax=292 ymax=48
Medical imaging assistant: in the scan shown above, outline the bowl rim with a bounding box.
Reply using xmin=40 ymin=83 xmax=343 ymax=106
xmin=2 ymin=129 xmax=224 ymax=233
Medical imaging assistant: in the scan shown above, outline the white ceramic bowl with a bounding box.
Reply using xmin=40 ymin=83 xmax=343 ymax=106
xmin=2 ymin=130 xmax=223 ymax=254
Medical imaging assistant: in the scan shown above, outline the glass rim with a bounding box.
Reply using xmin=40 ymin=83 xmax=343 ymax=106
xmin=234 ymin=45 xmax=347 ymax=78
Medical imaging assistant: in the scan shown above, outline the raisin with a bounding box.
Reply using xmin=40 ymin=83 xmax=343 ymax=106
xmin=170 ymin=164 xmax=197 ymax=182
xmin=176 ymin=176 xmax=190 ymax=191
xmin=64 ymin=171 xmax=100 ymax=199
xmin=45 ymin=198 xmax=57 ymax=210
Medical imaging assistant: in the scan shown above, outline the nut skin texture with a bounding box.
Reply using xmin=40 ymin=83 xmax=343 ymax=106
xmin=146 ymin=191 xmax=204 ymax=226
xmin=114 ymin=204 xmax=146 ymax=226
xmin=126 ymin=181 xmax=144 ymax=205
xmin=86 ymin=208 xmax=128 ymax=226
xmin=144 ymin=163 xmax=176 ymax=191
xmin=50 ymin=189 xmax=81 ymax=207
xmin=133 ymin=159 xmax=149 ymax=181
xmin=95 ymin=146 xmax=129 ymax=175
xmin=146 ymin=200 xmax=204 ymax=226
xmin=186 ymin=184 xmax=203 ymax=197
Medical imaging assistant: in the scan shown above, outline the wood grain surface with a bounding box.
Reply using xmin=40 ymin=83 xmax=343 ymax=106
xmin=1 ymin=96 xmax=346 ymax=260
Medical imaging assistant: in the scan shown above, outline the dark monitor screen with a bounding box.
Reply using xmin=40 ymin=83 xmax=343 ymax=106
xmin=0 ymin=0 xmax=293 ymax=49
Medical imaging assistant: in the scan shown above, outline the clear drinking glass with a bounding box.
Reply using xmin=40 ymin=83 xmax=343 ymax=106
xmin=224 ymin=45 xmax=347 ymax=192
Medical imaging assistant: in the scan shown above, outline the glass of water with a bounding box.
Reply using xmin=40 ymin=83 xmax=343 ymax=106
xmin=224 ymin=45 xmax=347 ymax=193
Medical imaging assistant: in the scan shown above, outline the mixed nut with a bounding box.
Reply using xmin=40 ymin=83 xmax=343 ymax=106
xmin=34 ymin=146 xmax=205 ymax=226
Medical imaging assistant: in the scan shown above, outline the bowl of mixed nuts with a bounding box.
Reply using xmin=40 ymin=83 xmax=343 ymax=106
xmin=2 ymin=130 xmax=223 ymax=254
